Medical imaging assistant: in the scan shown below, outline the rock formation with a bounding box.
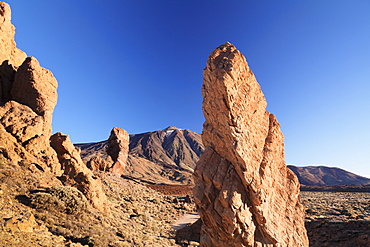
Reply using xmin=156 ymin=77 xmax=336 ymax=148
xmin=77 ymin=126 xmax=204 ymax=184
xmin=0 ymin=2 xmax=108 ymax=214
xmin=0 ymin=2 xmax=61 ymax=175
xmin=106 ymin=127 xmax=129 ymax=176
xmin=50 ymin=133 xmax=110 ymax=214
xmin=193 ymin=43 xmax=309 ymax=246
xmin=0 ymin=2 xmax=26 ymax=68
xmin=87 ymin=156 xmax=112 ymax=172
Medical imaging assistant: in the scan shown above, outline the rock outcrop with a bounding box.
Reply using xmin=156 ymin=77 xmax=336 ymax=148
xmin=0 ymin=2 xmax=61 ymax=175
xmin=106 ymin=127 xmax=129 ymax=176
xmin=0 ymin=2 xmax=26 ymax=68
xmin=50 ymin=133 xmax=110 ymax=214
xmin=0 ymin=2 xmax=109 ymax=214
xmin=77 ymin=126 xmax=204 ymax=184
xmin=193 ymin=43 xmax=308 ymax=246
xmin=11 ymin=57 xmax=58 ymax=135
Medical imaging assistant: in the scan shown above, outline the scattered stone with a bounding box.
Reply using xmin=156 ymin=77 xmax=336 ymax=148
xmin=4 ymin=211 xmax=37 ymax=233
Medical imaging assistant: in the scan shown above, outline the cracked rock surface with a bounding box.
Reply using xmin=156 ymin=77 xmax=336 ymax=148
xmin=194 ymin=43 xmax=309 ymax=247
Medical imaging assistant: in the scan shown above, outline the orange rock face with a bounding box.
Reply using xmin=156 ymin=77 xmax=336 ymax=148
xmin=12 ymin=57 xmax=58 ymax=135
xmin=0 ymin=2 xmax=109 ymax=214
xmin=106 ymin=127 xmax=129 ymax=176
xmin=0 ymin=2 xmax=27 ymax=68
xmin=50 ymin=133 xmax=110 ymax=214
xmin=193 ymin=43 xmax=309 ymax=247
xmin=0 ymin=3 xmax=61 ymax=175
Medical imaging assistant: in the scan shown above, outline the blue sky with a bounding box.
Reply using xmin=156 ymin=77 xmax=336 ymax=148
xmin=5 ymin=1 xmax=370 ymax=178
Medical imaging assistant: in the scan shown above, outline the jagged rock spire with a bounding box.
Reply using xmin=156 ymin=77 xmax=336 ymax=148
xmin=193 ymin=43 xmax=309 ymax=246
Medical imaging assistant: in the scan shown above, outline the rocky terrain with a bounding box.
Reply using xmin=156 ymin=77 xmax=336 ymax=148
xmin=77 ymin=126 xmax=204 ymax=185
xmin=302 ymin=191 xmax=370 ymax=247
xmin=0 ymin=158 xmax=194 ymax=246
xmin=2 ymin=2 xmax=370 ymax=247
xmin=77 ymin=129 xmax=370 ymax=188
xmin=175 ymin=189 xmax=370 ymax=247
xmin=0 ymin=3 xmax=193 ymax=246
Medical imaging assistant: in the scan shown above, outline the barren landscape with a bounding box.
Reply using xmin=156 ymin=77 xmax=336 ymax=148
xmin=1 ymin=1 xmax=370 ymax=246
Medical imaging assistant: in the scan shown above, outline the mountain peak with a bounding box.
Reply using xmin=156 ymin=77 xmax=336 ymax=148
xmin=163 ymin=126 xmax=180 ymax=131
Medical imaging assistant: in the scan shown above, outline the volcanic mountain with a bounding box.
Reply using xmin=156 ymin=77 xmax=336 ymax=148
xmin=76 ymin=126 xmax=204 ymax=185
xmin=287 ymin=165 xmax=370 ymax=186
xmin=77 ymin=127 xmax=370 ymax=187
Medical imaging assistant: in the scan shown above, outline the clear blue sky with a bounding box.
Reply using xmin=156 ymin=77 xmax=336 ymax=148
xmin=5 ymin=1 xmax=370 ymax=178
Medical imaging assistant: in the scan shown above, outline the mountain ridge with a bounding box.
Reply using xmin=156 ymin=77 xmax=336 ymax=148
xmin=76 ymin=126 xmax=204 ymax=185
xmin=288 ymin=165 xmax=370 ymax=186
xmin=76 ymin=127 xmax=369 ymax=187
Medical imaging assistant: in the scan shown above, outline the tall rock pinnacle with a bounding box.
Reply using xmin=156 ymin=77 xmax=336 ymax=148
xmin=0 ymin=2 xmax=26 ymax=67
xmin=193 ymin=43 xmax=309 ymax=246
xmin=106 ymin=127 xmax=129 ymax=176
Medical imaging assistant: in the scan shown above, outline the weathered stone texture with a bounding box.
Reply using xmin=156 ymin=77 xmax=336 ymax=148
xmin=50 ymin=132 xmax=110 ymax=214
xmin=0 ymin=2 xmax=61 ymax=175
xmin=12 ymin=56 xmax=58 ymax=135
xmin=193 ymin=43 xmax=308 ymax=247
xmin=0 ymin=2 xmax=27 ymax=67
xmin=106 ymin=127 xmax=129 ymax=176
xmin=0 ymin=2 xmax=109 ymax=215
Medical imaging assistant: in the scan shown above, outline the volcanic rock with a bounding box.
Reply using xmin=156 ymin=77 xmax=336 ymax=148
xmin=0 ymin=2 xmax=26 ymax=68
xmin=106 ymin=127 xmax=129 ymax=176
xmin=87 ymin=156 xmax=112 ymax=172
xmin=0 ymin=2 xmax=26 ymax=104
xmin=50 ymin=132 xmax=110 ymax=214
xmin=0 ymin=2 xmax=61 ymax=175
xmin=0 ymin=2 xmax=110 ymax=215
xmin=11 ymin=56 xmax=58 ymax=135
xmin=0 ymin=67 xmax=61 ymax=176
xmin=129 ymin=126 xmax=203 ymax=172
xmin=4 ymin=211 xmax=38 ymax=233
xmin=77 ymin=126 xmax=204 ymax=184
xmin=193 ymin=43 xmax=308 ymax=246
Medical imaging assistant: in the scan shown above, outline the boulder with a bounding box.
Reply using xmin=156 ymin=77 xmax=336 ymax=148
xmin=11 ymin=56 xmax=58 ymax=135
xmin=193 ymin=43 xmax=308 ymax=246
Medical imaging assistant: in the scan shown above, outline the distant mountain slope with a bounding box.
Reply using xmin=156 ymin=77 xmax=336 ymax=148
xmin=287 ymin=165 xmax=370 ymax=186
xmin=76 ymin=140 xmax=110 ymax=161
xmin=129 ymin=126 xmax=203 ymax=172
xmin=77 ymin=128 xmax=370 ymax=187
xmin=76 ymin=126 xmax=204 ymax=185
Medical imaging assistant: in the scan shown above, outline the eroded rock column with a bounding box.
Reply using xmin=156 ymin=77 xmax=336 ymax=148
xmin=193 ymin=43 xmax=308 ymax=247
xmin=106 ymin=127 xmax=129 ymax=176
